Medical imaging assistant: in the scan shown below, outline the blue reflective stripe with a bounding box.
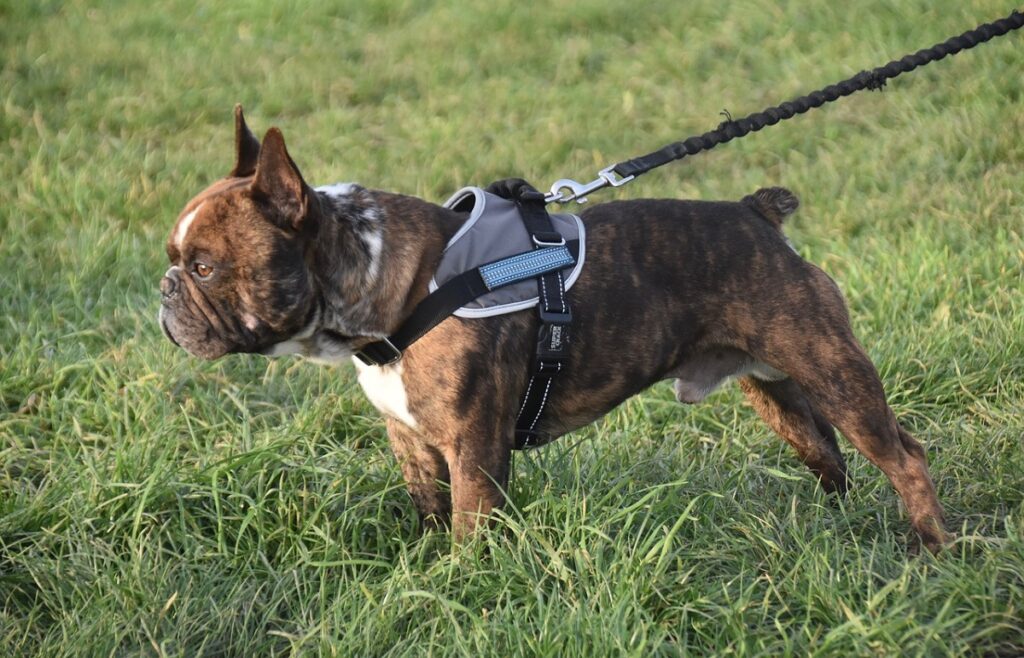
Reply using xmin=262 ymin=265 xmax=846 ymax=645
xmin=478 ymin=246 xmax=575 ymax=290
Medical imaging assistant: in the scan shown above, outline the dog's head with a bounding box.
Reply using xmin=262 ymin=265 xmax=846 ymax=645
xmin=158 ymin=106 xmax=321 ymax=359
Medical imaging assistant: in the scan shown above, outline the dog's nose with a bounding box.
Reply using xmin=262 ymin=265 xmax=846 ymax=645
xmin=161 ymin=273 xmax=178 ymax=299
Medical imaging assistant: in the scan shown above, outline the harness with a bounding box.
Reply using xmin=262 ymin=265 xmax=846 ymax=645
xmin=355 ymin=182 xmax=582 ymax=448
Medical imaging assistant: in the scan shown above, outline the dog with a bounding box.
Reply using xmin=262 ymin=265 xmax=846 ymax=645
xmin=159 ymin=106 xmax=950 ymax=552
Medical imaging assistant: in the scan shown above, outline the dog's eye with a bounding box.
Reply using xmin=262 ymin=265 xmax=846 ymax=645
xmin=194 ymin=262 xmax=214 ymax=279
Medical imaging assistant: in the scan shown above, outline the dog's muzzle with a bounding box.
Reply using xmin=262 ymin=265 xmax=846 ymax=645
xmin=159 ymin=266 xmax=182 ymax=347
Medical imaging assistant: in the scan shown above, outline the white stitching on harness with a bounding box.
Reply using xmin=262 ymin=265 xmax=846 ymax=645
xmin=515 ymin=376 xmax=537 ymax=420
xmin=556 ymin=271 xmax=567 ymax=313
xmin=527 ymin=362 xmax=561 ymax=431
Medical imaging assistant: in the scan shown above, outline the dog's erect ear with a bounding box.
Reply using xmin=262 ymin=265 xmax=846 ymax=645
xmin=250 ymin=128 xmax=310 ymax=231
xmin=229 ymin=104 xmax=261 ymax=178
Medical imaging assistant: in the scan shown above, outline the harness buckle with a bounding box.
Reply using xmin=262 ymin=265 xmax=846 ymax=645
xmin=535 ymin=320 xmax=570 ymax=371
xmin=538 ymin=307 xmax=572 ymax=325
xmin=354 ymin=337 xmax=402 ymax=366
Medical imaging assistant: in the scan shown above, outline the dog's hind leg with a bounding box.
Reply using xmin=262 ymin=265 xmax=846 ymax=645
xmin=752 ymin=287 xmax=950 ymax=550
xmin=738 ymin=376 xmax=849 ymax=495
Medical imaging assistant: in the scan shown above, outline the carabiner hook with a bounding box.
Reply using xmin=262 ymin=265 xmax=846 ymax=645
xmin=544 ymin=166 xmax=635 ymax=204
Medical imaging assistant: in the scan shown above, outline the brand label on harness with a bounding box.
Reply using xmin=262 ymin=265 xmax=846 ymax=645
xmin=549 ymin=325 xmax=564 ymax=350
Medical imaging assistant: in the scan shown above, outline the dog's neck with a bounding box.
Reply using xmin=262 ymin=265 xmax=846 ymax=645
xmin=310 ymin=183 xmax=463 ymax=345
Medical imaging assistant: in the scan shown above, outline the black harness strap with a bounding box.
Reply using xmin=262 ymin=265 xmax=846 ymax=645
xmin=355 ymin=267 xmax=490 ymax=366
xmin=508 ymin=188 xmax=572 ymax=449
xmin=355 ymin=238 xmax=579 ymax=367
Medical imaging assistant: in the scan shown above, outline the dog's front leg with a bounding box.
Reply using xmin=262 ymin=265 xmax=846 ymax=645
xmin=449 ymin=427 xmax=514 ymax=541
xmin=386 ymin=419 xmax=452 ymax=531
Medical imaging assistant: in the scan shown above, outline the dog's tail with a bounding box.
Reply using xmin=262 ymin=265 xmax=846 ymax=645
xmin=742 ymin=187 xmax=799 ymax=229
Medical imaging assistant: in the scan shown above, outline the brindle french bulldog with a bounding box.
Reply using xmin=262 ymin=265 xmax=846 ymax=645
xmin=159 ymin=106 xmax=950 ymax=552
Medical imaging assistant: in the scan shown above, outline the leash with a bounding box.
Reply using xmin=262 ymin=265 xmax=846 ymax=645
xmin=545 ymin=9 xmax=1024 ymax=205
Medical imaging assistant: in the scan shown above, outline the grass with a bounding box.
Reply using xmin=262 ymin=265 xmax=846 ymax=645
xmin=1 ymin=0 xmax=1022 ymax=655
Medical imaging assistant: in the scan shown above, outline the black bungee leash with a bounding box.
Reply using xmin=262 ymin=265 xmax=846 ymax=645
xmin=545 ymin=9 xmax=1024 ymax=205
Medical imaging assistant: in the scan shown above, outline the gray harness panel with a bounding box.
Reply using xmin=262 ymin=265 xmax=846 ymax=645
xmin=430 ymin=187 xmax=586 ymax=318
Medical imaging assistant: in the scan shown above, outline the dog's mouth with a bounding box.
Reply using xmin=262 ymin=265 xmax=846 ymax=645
xmin=158 ymin=306 xmax=181 ymax=348
xmin=160 ymin=297 xmax=364 ymax=361
xmin=157 ymin=303 xmax=238 ymax=360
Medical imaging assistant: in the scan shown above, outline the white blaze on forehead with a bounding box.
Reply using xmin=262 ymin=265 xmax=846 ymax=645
xmin=353 ymin=358 xmax=417 ymax=429
xmin=174 ymin=201 xmax=206 ymax=249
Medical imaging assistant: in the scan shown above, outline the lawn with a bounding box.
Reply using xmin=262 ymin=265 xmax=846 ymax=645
xmin=1 ymin=0 xmax=1022 ymax=655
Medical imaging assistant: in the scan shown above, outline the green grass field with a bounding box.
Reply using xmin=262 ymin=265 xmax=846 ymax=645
xmin=2 ymin=0 xmax=1023 ymax=655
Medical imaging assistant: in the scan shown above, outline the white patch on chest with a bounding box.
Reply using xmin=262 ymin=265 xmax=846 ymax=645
xmin=352 ymin=358 xmax=417 ymax=429
xmin=174 ymin=201 xmax=205 ymax=249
